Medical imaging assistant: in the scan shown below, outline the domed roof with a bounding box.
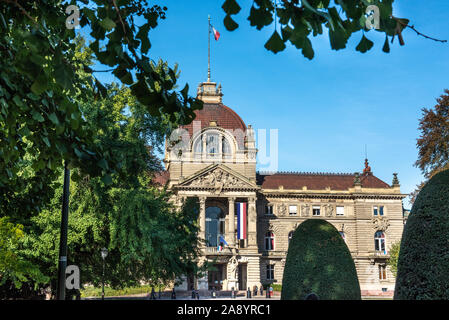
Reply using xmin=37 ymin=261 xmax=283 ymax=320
xmin=181 ymin=103 xmax=246 ymax=137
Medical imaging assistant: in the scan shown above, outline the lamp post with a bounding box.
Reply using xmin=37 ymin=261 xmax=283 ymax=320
xmin=56 ymin=162 xmax=70 ymax=300
xmin=101 ymin=247 xmax=108 ymax=300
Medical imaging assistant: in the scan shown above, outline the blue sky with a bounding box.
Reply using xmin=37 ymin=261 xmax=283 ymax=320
xmin=93 ymin=1 xmax=449 ymax=207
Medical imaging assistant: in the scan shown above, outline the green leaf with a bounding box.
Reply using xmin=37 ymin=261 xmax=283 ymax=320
xmin=382 ymin=35 xmax=390 ymax=53
xmin=48 ymin=112 xmax=59 ymax=125
xmin=42 ymin=137 xmax=51 ymax=147
xmin=136 ymin=24 xmax=151 ymax=54
xmin=101 ymin=174 xmax=112 ymax=185
xmin=31 ymin=110 xmax=45 ymax=122
xmin=31 ymin=74 xmax=48 ymax=95
xmin=302 ymin=38 xmax=315 ymax=60
xmin=224 ymin=14 xmax=239 ymax=31
xmin=329 ymin=27 xmax=348 ymax=50
xmin=99 ymin=18 xmax=116 ymax=31
xmin=248 ymin=6 xmax=273 ymax=30
xmin=97 ymin=158 xmax=109 ymax=171
xmin=356 ymin=34 xmax=374 ymax=53
xmin=264 ymin=30 xmax=286 ymax=54
xmin=222 ymin=0 xmax=241 ymax=15
xmin=54 ymin=64 xmax=72 ymax=90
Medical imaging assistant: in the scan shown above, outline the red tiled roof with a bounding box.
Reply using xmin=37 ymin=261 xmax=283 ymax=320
xmin=256 ymin=172 xmax=391 ymax=191
xmin=153 ymin=170 xmax=170 ymax=186
xmin=180 ymin=103 xmax=246 ymax=137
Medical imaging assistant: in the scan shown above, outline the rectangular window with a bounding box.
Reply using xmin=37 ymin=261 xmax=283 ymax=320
xmin=266 ymin=264 xmax=275 ymax=280
xmin=265 ymin=205 xmax=273 ymax=215
xmin=312 ymin=206 xmax=321 ymax=216
xmin=289 ymin=205 xmax=297 ymax=215
xmin=336 ymin=206 xmax=345 ymax=216
xmin=379 ymin=265 xmax=387 ymax=280
xmin=374 ymin=206 xmax=385 ymax=216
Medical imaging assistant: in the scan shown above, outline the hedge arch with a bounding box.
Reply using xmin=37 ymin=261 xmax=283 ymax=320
xmin=394 ymin=169 xmax=449 ymax=300
xmin=281 ymin=219 xmax=361 ymax=300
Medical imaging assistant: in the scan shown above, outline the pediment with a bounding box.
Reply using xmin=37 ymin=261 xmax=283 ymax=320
xmin=178 ymin=164 xmax=258 ymax=191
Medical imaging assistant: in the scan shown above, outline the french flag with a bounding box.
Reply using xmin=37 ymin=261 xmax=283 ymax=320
xmin=237 ymin=202 xmax=247 ymax=240
xmin=211 ymin=25 xmax=220 ymax=41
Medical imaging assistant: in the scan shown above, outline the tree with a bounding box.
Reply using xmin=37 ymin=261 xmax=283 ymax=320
xmin=0 ymin=217 xmax=48 ymax=295
xmin=0 ymin=1 xmax=203 ymax=220
xmin=386 ymin=240 xmax=400 ymax=277
xmin=14 ymin=83 xmax=204 ymax=296
xmin=281 ymin=219 xmax=361 ymax=300
xmin=410 ymin=89 xmax=449 ymax=204
xmin=394 ymin=169 xmax=449 ymax=300
xmin=221 ymin=0 xmax=446 ymax=59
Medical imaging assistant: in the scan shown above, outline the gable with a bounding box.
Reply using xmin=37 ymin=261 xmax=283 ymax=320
xmin=177 ymin=164 xmax=258 ymax=192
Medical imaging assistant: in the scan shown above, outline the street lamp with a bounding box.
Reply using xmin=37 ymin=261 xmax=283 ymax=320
xmin=101 ymin=247 xmax=108 ymax=300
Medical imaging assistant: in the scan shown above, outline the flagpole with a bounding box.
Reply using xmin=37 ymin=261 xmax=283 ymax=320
xmin=208 ymin=15 xmax=211 ymax=82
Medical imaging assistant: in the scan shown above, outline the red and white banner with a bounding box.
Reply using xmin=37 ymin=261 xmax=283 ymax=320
xmin=212 ymin=26 xmax=220 ymax=41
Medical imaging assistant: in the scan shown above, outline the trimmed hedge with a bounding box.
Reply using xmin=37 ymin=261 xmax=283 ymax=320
xmin=281 ymin=219 xmax=361 ymax=300
xmin=394 ymin=170 xmax=449 ymax=300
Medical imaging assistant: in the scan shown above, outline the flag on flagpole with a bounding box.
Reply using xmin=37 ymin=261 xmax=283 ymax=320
xmin=237 ymin=202 xmax=247 ymax=240
xmin=219 ymin=235 xmax=228 ymax=247
xmin=211 ymin=25 xmax=220 ymax=41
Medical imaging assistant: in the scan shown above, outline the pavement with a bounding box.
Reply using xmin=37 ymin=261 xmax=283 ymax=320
xmin=83 ymin=292 xmax=281 ymax=300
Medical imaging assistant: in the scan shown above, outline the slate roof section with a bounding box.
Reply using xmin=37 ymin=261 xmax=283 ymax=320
xmin=256 ymin=172 xmax=391 ymax=190
xmin=153 ymin=170 xmax=391 ymax=190
xmin=180 ymin=103 xmax=247 ymax=137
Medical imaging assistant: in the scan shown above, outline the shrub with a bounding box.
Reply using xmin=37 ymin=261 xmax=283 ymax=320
xmin=394 ymin=170 xmax=449 ymax=300
xmin=281 ymin=219 xmax=361 ymax=300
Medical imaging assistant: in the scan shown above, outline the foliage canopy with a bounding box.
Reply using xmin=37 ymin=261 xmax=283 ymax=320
xmin=395 ymin=169 xmax=449 ymax=300
xmin=281 ymin=219 xmax=361 ymax=300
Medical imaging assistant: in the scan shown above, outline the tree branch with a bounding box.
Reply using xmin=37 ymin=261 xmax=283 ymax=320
xmin=407 ymin=25 xmax=447 ymax=43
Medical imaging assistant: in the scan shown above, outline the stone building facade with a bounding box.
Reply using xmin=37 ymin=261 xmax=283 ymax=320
xmin=155 ymin=79 xmax=407 ymax=297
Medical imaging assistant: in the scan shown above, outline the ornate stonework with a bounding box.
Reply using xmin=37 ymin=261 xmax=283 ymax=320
xmin=372 ymin=216 xmax=390 ymax=231
xmin=301 ymin=204 xmax=310 ymax=217
xmin=337 ymin=223 xmax=351 ymax=234
xmin=184 ymin=167 xmax=253 ymax=193
xmin=278 ymin=203 xmax=287 ymax=216
xmin=324 ymin=204 xmax=334 ymax=217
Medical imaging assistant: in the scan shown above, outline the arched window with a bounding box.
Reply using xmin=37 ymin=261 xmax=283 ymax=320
xmin=265 ymin=232 xmax=275 ymax=251
xmin=206 ymin=133 xmax=219 ymax=157
xmin=193 ymin=135 xmax=203 ymax=156
xmin=222 ymin=136 xmax=231 ymax=159
xmin=192 ymin=131 xmax=234 ymax=159
xmin=374 ymin=231 xmax=386 ymax=254
xmin=205 ymin=207 xmax=225 ymax=247
xmin=288 ymin=231 xmax=294 ymax=245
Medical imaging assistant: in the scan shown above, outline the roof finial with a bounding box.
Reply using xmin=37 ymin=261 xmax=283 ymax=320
xmin=363 ymin=158 xmax=372 ymax=175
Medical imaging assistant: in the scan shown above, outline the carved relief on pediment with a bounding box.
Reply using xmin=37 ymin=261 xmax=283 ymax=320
xmin=183 ymin=168 xmax=251 ymax=193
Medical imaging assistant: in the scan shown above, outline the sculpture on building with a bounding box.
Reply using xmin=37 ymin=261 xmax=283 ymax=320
xmin=301 ymin=204 xmax=310 ymax=217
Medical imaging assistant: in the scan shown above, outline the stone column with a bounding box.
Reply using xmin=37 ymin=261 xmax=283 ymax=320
xmin=228 ymin=197 xmax=236 ymax=248
xmin=199 ymin=196 xmax=206 ymax=247
xmin=248 ymin=197 xmax=258 ymax=249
